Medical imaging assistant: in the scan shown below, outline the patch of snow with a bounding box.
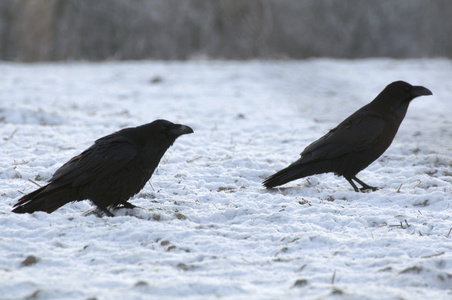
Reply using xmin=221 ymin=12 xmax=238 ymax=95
xmin=0 ymin=59 xmax=451 ymax=299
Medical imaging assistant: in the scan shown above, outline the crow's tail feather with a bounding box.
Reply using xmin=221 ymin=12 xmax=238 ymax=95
xmin=12 ymin=185 xmax=74 ymax=214
xmin=263 ymin=163 xmax=312 ymax=188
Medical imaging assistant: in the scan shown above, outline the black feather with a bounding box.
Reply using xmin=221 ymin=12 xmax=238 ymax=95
xmin=12 ymin=119 xmax=193 ymax=216
xmin=263 ymin=81 xmax=432 ymax=192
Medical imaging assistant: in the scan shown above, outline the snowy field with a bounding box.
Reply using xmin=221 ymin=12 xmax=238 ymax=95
xmin=0 ymin=59 xmax=451 ymax=300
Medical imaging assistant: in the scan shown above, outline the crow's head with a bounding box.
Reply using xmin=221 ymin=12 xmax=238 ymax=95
xmin=370 ymin=81 xmax=432 ymax=114
xmin=126 ymin=119 xmax=193 ymax=150
xmin=382 ymin=81 xmax=432 ymax=105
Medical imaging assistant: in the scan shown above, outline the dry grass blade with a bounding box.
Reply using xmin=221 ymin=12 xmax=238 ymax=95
xmin=186 ymin=156 xmax=202 ymax=163
xmin=28 ymin=178 xmax=42 ymax=187
xmin=421 ymin=251 xmax=445 ymax=259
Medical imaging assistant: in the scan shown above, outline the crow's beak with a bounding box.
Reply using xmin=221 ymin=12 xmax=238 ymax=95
xmin=168 ymin=124 xmax=194 ymax=136
xmin=410 ymin=86 xmax=433 ymax=98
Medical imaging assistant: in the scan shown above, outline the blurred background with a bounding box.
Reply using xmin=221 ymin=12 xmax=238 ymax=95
xmin=0 ymin=0 xmax=451 ymax=61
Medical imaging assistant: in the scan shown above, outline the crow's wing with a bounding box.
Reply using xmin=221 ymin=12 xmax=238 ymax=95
xmin=50 ymin=136 xmax=137 ymax=187
xmin=301 ymin=114 xmax=386 ymax=161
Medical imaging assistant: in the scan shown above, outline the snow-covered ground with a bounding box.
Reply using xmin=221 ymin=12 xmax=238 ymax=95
xmin=0 ymin=59 xmax=451 ymax=300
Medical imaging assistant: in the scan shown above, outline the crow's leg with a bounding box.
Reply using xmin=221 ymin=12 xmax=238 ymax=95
xmin=345 ymin=177 xmax=360 ymax=192
xmin=352 ymin=176 xmax=378 ymax=192
xmin=85 ymin=207 xmax=115 ymax=217
xmin=99 ymin=207 xmax=115 ymax=217
xmin=117 ymin=201 xmax=136 ymax=209
xmin=90 ymin=199 xmax=116 ymax=217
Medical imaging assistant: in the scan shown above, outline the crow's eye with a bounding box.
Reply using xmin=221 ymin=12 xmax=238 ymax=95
xmin=404 ymin=86 xmax=411 ymax=93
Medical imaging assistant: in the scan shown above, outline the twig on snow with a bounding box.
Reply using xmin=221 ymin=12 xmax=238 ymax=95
xmin=421 ymin=251 xmax=445 ymax=259
xmin=28 ymin=178 xmax=42 ymax=187
xmin=186 ymin=156 xmax=202 ymax=163
xmin=4 ymin=128 xmax=18 ymax=141
xmin=148 ymin=180 xmax=155 ymax=191
xmin=447 ymin=227 xmax=452 ymax=238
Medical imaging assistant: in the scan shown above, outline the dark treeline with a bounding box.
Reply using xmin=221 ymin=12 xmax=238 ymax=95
xmin=0 ymin=0 xmax=451 ymax=61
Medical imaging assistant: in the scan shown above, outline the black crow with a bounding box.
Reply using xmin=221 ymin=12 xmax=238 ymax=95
xmin=12 ymin=119 xmax=193 ymax=216
xmin=263 ymin=81 xmax=432 ymax=192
